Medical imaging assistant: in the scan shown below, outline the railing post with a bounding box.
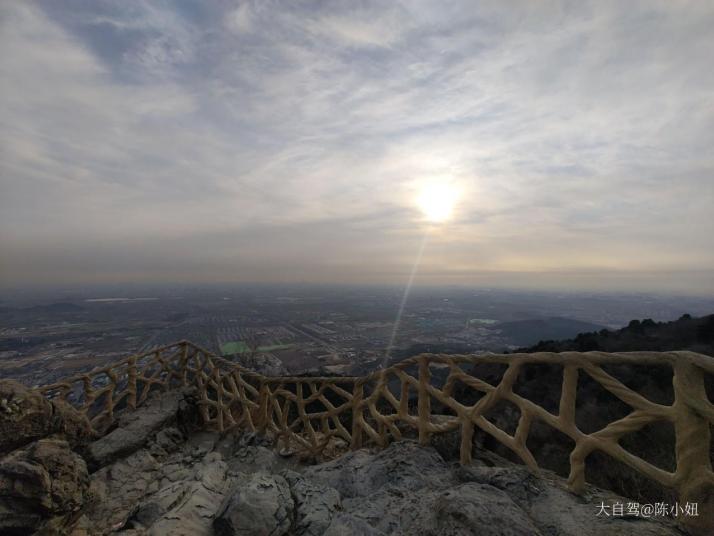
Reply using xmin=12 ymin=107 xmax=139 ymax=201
xmin=418 ymin=355 xmax=431 ymax=445
xmin=351 ymin=380 xmax=364 ymax=450
xmin=459 ymin=418 xmax=474 ymax=465
xmin=673 ymin=360 xmax=713 ymax=536
xmin=179 ymin=342 xmax=189 ymax=386
xmin=127 ymin=356 xmax=137 ymax=411
xmin=257 ymin=381 xmax=269 ymax=434
xmin=214 ymin=367 xmax=224 ymax=432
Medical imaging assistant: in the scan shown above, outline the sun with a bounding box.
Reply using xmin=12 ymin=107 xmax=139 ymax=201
xmin=416 ymin=182 xmax=459 ymax=223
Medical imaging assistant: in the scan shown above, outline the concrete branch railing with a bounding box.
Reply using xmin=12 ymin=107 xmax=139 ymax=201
xmin=35 ymin=341 xmax=713 ymax=514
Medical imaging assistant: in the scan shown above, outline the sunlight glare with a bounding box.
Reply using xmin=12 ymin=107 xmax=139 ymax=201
xmin=417 ymin=182 xmax=459 ymax=222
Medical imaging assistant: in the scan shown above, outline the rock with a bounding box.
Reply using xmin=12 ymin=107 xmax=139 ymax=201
xmin=137 ymin=453 xmax=236 ymax=535
xmin=454 ymin=464 xmax=544 ymax=504
xmin=83 ymin=448 xmax=161 ymax=531
xmin=86 ymin=430 xmax=279 ymax=535
xmin=303 ymin=440 xmax=452 ymax=498
xmin=214 ymin=473 xmax=294 ymax=536
xmin=0 ymin=380 xmax=91 ymax=456
xmin=525 ymin=483 xmax=681 ymax=536
xmin=86 ymin=390 xmax=184 ymax=469
xmin=22 ymin=376 xmax=682 ymax=536
xmin=176 ymin=390 xmax=203 ymax=435
xmin=456 ymin=464 xmax=684 ymax=536
xmin=0 ymin=380 xmax=54 ymax=456
xmin=0 ymin=438 xmax=90 ymax=534
xmin=236 ymin=431 xmax=276 ymax=449
xmin=434 ymin=483 xmax=542 ymax=535
xmin=51 ymin=398 xmax=93 ymax=447
xmin=148 ymin=426 xmax=185 ymax=458
xmin=227 ymin=444 xmax=285 ymax=474
xmin=324 ymin=512 xmax=385 ymax=535
xmin=153 ymin=426 xmax=184 ymax=453
xmin=303 ymin=440 xmax=683 ymax=536
xmin=88 ymin=448 xmax=235 ymax=534
xmin=283 ymin=469 xmax=341 ymax=536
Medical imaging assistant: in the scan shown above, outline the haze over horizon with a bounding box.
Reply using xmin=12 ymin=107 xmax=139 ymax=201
xmin=1 ymin=1 xmax=713 ymax=295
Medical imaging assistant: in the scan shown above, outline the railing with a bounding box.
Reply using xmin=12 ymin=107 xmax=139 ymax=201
xmin=35 ymin=341 xmax=713 ymax=516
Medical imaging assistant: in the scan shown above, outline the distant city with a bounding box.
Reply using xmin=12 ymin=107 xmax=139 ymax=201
xmin=2 ymin=284 xmax=713 ymax=387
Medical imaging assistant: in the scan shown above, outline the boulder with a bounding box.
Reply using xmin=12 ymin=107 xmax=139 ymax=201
xmin=0 ymin=380 xmax=91 ymax=456
xmin=214 ymin=473 xmax=294 ymax=536
xmin=0 ymin=438 xmax=90 ymax=534
xmin=283 ymin=469 xmax=341 ymax=536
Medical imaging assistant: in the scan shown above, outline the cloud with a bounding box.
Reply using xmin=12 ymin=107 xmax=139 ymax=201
xmin=1 ymin=0 xmax=713 ymax=293
xmin=225 ymin=3 xmax=253 ymax=34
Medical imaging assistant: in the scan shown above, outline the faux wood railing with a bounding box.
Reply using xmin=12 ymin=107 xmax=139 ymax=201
xmin=35 ymin=341 xmax=713 ymax=516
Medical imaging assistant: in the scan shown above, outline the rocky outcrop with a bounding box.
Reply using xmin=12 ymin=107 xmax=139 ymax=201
xmin=0 ymin=380 xmax=91 ymax=456
xmin=85 ymin=389 xmax=186 ymax=469
xmin=0 ymin=380 xmax=55 ymax=456
xmin=301 ymin=441 xmax=684 ymax=536
xmin=74 ymin=432 xmax=687 ymax=536
xmin=434 ymin=483 xmax=541 ymax=535
xmin=0 ymin=438 xmax=90 ymax=535
xmin=282 ymin=470 xmax=341 ymax=536
xmin=214 ymin=474 xmax=294 ymax=536
xmin=83 ymin=430 xmax=285 ymax=535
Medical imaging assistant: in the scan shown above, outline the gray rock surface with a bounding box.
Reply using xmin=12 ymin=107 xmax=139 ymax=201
xmin=214 ymin=473 xmax=294 ymax=536
xmin=0 ymin=438 xmax=90 ymax=534
xmin=323 ymin=512 xmax=384 ymax=535
xmin=74 ymin=434 xmax=688 ymax=536
xmin=85 ymin=390 xmax=185 ymax=468
xmin=85 ymin=431 xmax=233 ymax=534
xmin=434 ymin=483 xmax=541 ymax=536
xmin=302 ymin=441 xmax=685 ymax=536
xmin=141 ymin=453 xmax=235 ymax=536
xmin=453 ymin=463 xmax=684 ymax=536
xmin=0 ymin=379 xmax=92 ymax=456
xmin=282 ymin=469 xmax=341 ymax=536
xmin=303 ymin=440 xmax=452 ymax=498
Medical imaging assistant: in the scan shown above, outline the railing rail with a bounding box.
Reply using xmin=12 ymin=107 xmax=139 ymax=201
xmin=34 ymin=341 xmax=713 ymax=512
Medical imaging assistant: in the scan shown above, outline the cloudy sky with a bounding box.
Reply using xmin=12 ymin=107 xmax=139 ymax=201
xmin=1 ymin=1 xmax=713 ymax=293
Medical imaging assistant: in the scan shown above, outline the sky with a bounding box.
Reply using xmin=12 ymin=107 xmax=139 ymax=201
xmin=1 ymin=1 xmax=713 ymax=294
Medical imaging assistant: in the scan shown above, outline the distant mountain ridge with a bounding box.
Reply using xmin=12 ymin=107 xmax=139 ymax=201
xmin=518 ymin=313 xmax=714 ymax=357
xmin=497 ymin=316 xmax=607 ymax=347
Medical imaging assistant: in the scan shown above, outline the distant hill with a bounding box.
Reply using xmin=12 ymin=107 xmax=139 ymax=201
xmin=518 ymin=313 xmax=714 ymax=357
xmin=497 ymin=317 xmax=607 ymax=347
